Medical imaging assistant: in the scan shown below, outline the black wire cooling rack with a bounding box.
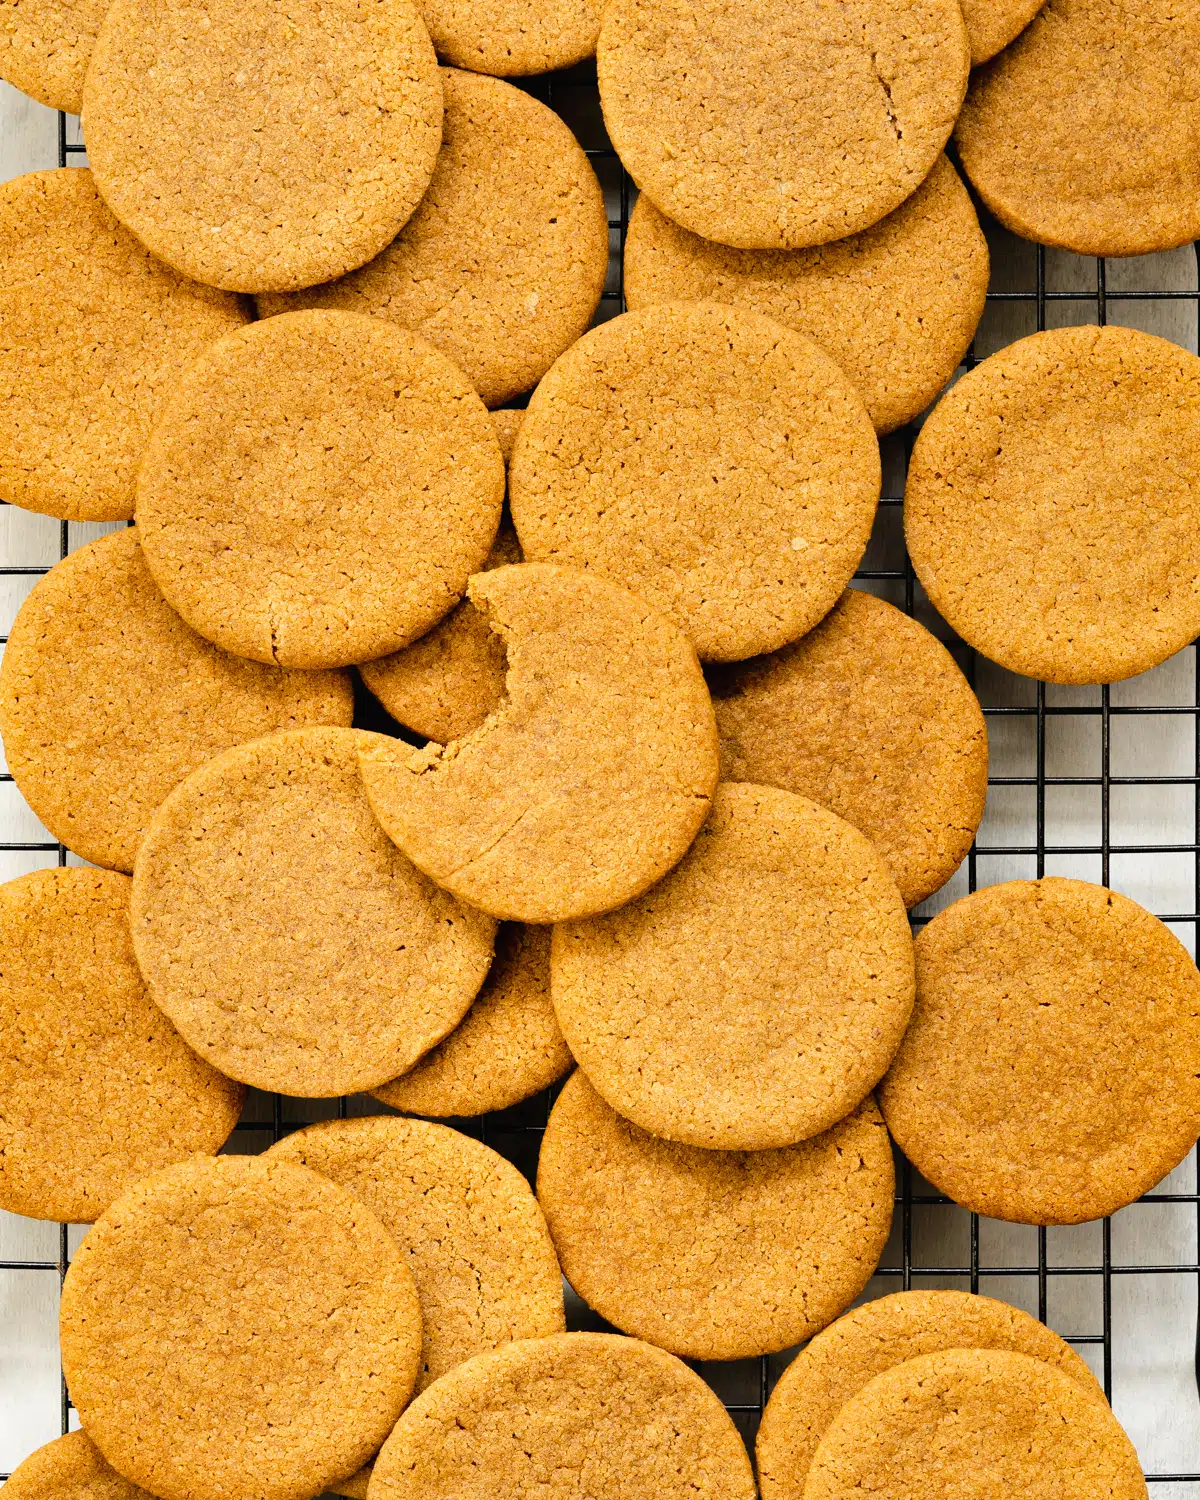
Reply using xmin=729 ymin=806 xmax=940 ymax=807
xmin=1 ymin=62 xmax=1199 ymax=1488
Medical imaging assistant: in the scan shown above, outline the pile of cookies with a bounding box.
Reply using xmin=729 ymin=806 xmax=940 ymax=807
xmin=3 ymin=0 xmax=1200 ymax=1492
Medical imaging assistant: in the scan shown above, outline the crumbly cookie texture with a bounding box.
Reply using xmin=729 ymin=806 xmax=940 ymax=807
xmin=0 ymin=0 xmax=108 ymax=112
xmin=1 ymin=1432 xmax=160 ymax=1500
xmin=419 ymin=0 xmax=601 ymax=74
xmin=960 ymin=0 xmax=1044 ymax=65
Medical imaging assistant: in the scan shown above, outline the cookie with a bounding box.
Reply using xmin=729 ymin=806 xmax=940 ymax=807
xmin=81 ymin=0 xmax=442 ymax=294
xmin=420 ymin=0 xmax=600 ymax=74
xmin=130 ymin=727 xmax=496 ymax=1097
xmin=804 ymin=1350 xmax=1145 ymax=1500
xmin=708 ymin=589 xmax=988 ymax=909
xmin=358 ymin=562 xmax=719 ymax=923
xmin=537 ymin=1072 xmax=893 ymax=1360
xmin=622 ymin=157 xmax=987 ymax=436
xmin=256 ymin=71 xmax=608 ymax=408
xmin=0 ymin=170 xmax=246 ymax=522
xmin=490 ymin=409 xmax=524 ymax=462
xmin=59 ymin=1154 xmax=423 ymax=1500
xmin=359 ymin=517 xmax=521 ymax=744
xmin=879 ymin=877 xmax=1200 ymax=1225
xmin=374 ymin=922 xmax=573 ymax=1116
xmin=756 ymin=1289 xmax=1105 ymax=1500
xmin=0 ymin=530 xmax=353 ymax=873
xmin=597 ymin=0 xmax=969 ymax=250
xmin=371 ymin=1333 xmax=757 ymax=1500
xmin=0 ymin=0 xmax=107 ymax=110
xmin=509 ymin=302 xmax=880 ymax=661
xmin=961 ymin=0 xmax=1043 ymax=64
xmin=955 ymin=0 xmax=1200 ymax=256
xmin=551 ymin=782 xmax=914 ymax=1150
xmin=905 ymin=325 xmax=1200 ymax=684
xmin=0 ymin=868 xmax=242 ymax=1225
xmin=136 ymin=310 xmax=505 ymax=670
xmin=2 ymin=1433 xmax=157 ymax=1500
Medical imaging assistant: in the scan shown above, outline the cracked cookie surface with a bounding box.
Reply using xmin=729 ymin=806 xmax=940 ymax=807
xmin=2 ymin=1431 xmax=161 ymax=1500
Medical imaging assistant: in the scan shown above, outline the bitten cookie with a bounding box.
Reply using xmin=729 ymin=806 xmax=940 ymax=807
xmin=552 ymin=782 xmax=914 ymax=1150
xmin=509 ymin=302 xmax=880 ymax=661
xmin=131 ymin=727 xmax=496 ymax=1097
xmin=756 ymin=1289 xmax=1105 ymax=1500
xmin=879 ymin=877 xmax=1200 ymax=1224
xmin=0 ymin=868 xmax=242 ymax=1224
xmin=905 ymin=325 xmax=1200 ymax=684
xmin=956 ymin=0 xmax=1200 ymax=256
xmin=0 ymin=170 xmax=247 ymax=521
xmin=358 ymin=563 xmax=719 ymax=924
xmin=59 ymin=1155 xmax=423 ymax=1500
xmin=597 ymin=0 xmax=968 ymax=249
xmin=538 ymin=1072 xmax=893 ymax=1360
xmin=623 ymin=158 xmax=987 ymax=436
xmin=82 ymin=0 xmax=442 ymax=293
xmin=420 ymin=0 xmax=601 ymax=73
xmin=961 ymin=0 xmax=1043 ymax=64
xmin=3 ymin=1432 xmax=157 ymax=1500
xmin=708 ymin=589 xmax=988 ymax=908
xmin=136 ymin=311 xmax=505 ymax=670
xmin=0 ymin=0 xmax=107 ymax=110
xmin=375 ymin=923 xmax=573 ymax=1116
xmin=0 ymin=529 xmax=353 ymax=872
xmin=371 ymin=1333 xmax=757 ymax=1500
xmin=257 ymin=71 xmax=608 ymax=408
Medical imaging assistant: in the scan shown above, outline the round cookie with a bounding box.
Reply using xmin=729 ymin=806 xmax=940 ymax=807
xmin=708 ymin=589 xmax=988 ymax=909
xmin=551 ymin=782 xmax=914 ymax=1150
xmin=537 ymin=1072 xmax=893 ymax=1360
xmin=2 ymin=1433 xmax=158 ymax=1500
xmin=955 ymin=0 xmax=1200 ymax=256
xmin=359 ymin=517 xmax=521 ymax=745
xmin=375 ymin=922 xmax=573 ymax=1116
xmin=622 ymin=157 xmax=987 ymax=436
xmin=0 ymin=0 xmax=107 ymax=111
xmin=136 ymin=311 xmax=505 ymax=670
xmin=904 ymin=325 xmax=1200 ymax=685
xmin=961 ymin=0 xmax=1043 ymax=65
xmin=59 ymin=1154 xmax=423 ymax=1500
xmin=420 ymin=0 xmax=600 ymax=73
xmin=509 ymin=302 xmax=880 ymax=661
xmin=81 ymin=0 xmax=442 ymax=294
xmin=358 ymin=562 xmax=719 ymax=924
xmin=879 ymin=877 xmax=1200 ymax=1225
xmin=370 ymin=1333 xmax=757 ymax=1500
xmin=0 ymin=170 xmax=246 ymax=522
xmin=256 ymin=71 xmax=608 ymax=408
xmin=0 ymin=529 xmax=353 ymax=873
xmin=0 ymin=867 xmax=243 ymax=1225
xmin=756 ymin=1289 xmax=1105 ymax=1500
xmin=597 ymin=0 xmax=969 ymax=250
xmin=130 ymin=726 xmax=496 ymax=1097
xmin=804 ymin=1350 xmax=1146 ymax=1500
xmin=490 ymin=408 xmax=524 ymax=462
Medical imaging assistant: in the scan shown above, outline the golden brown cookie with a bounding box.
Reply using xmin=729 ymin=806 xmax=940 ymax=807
xmin=81 ymin=0 xmax=442 ymax=294
xmin=0 ymin=529 xmax=353 ymax=873
xmin=359 ymin=517 xmax=521 ymax=744
xmin=552 ymin=782 xmax=914 ymax=1150
xmin=538 ymin=1073 xmax=893 ymax=1360
xmin=597 ymin=0 xmax=969 ymax=250
xmin=374 ymin=923 xmax=573 ymax=1116
xmin=961 ymin=0 xmax=1043 ymax=64
xmin=490 ymin=409 xmax=524 ymax=462
xmin=0 ymin=868 xmax=242 ymax=1225
xmin=955 ymin=0 xmax=1200 ymax=256
xmin=905 ymin=325 xmax=1200 ymax=685
xmin=0 ymin=170 xmax=246 ymax=522
xmin=420 ymin=0 xmax=600 ymax=73
xmin=756 ymin=1289 xmax=1105 ymax=1500
xmin=371 ymin=1333 xmax=757 ymax=1500
xmin=708 ymin=589 xmax=988 ymax=908
xmin=2 ymin=1433 xmax=157 ymax=1500
xmin=256 ymin=71 xmax=608 ymax=408
xmin=59 ymin=1155 xmax=423 ymax=1500
xmin=130 ymin=727 xmax=496 ymax=1097
xmin=879 ymin=877 xmax=1200 ymax=1225
xmin=804 ymin=1350 xmax=1145 ymax=1500
xmin=0 ymin=0 xmax=107 ymax=110
xmin=359 ymin=562 xmax=719 ymax=923
xmin=136 ymin=310 xmax=504 ymax=670
xmin=622 ymin=158 xmax=987 ymax=436
xmin=510 ymin=302 xmax=880 ymax=661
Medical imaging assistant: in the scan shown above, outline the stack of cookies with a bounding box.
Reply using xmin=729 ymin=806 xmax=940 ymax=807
xmin=1 ymin=0 xmax=1199 ymax=1492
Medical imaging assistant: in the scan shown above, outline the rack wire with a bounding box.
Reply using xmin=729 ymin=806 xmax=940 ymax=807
xmin=0 ymin=60 xmax=1198 ymax=1489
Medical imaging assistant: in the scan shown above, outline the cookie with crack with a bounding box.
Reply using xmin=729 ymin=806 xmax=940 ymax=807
xmin=2 ymin=1432 xmax=159 ymax=1500
xmin=420 ymin=0 xmax=601 ymax=73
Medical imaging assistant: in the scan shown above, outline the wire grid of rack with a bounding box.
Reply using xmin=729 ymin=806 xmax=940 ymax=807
xmin=1 ymin=58 xmax=1199 ymax=1491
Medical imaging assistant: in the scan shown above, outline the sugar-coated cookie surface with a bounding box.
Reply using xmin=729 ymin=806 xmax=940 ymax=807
xmin=82 ymin=0 xmax=442 ymax=293
xmin=538 ymin=1073 xmax=893 ymax=1360
xmin=0 ymin=0 xmax=107 ymax=110
xmin=59 ymin=1155 xmax=423 ymax=1500
xmin=552 ymin=783 xmax=914 ymax=1151
xmin=960 ymin=0 xmax=1044 ymax=63
xmin=420 ymin=0 xmax=601 ymax=73
xmin=2 ymin=1432 xmax=158 ymax=1500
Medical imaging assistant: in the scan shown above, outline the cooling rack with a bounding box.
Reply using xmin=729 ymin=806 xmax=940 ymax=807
xmin=1 ymin=62 xmax=1199 ymax=1490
